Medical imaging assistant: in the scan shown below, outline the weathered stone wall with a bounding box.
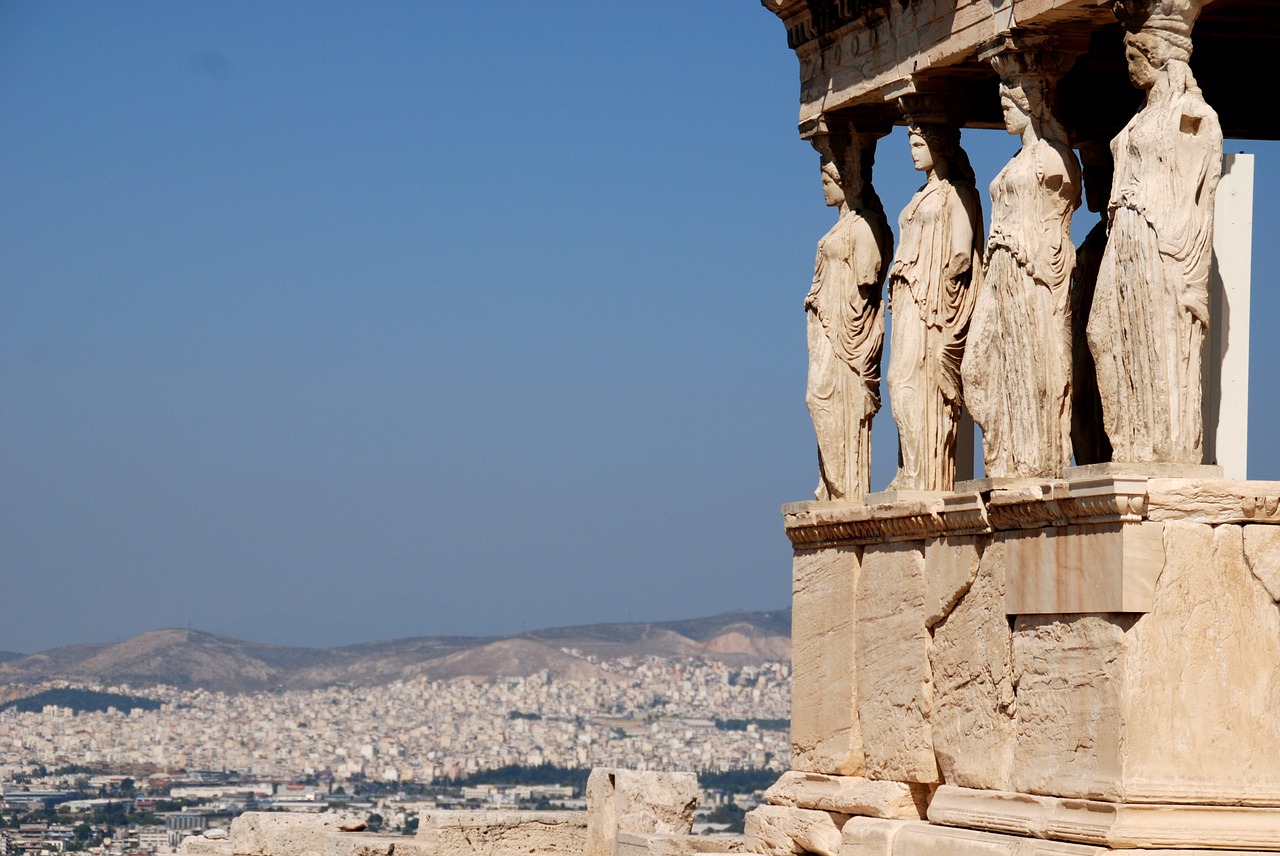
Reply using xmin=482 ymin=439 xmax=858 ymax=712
xmin=767 ymin=477 xmax=1280 ymax=852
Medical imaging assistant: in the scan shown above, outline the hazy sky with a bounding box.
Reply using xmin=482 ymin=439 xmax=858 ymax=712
xmin=2 ymin=2 xmax=1276 ymax=654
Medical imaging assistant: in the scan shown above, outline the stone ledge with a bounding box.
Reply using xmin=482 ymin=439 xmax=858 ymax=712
xmin=416 ymin=810 xmax=587 ymax=855
xmin=928 ymin=786 xmax=1280 ymax=850
xmin=784 ymin=477 xmax=1280 ymax=548
xmin=764 ymin=771 xmax=928 ymax=819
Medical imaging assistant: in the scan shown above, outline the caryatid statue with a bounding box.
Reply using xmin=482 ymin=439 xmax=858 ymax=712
xmin=885 ymin=95 xmax=984 ymax=492
xmin=1088 ymin=0 xmax=1222 ymax=464
xmin=961 ymin=46 xmax=1081 ymax=479
xmin=804 ymin=118 xmax=892 ymax=501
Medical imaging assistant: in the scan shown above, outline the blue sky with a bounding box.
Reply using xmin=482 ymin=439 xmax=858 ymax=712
xmin=2 ymin=2 xmax=1275 ymax=653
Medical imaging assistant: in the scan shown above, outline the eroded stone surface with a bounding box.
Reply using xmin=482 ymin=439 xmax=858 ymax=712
xmin=1146 ymin=479 xmax=1280 ymax=524
xmin=417 ymin=810 xmax=586 ymax=856
xmin=322 ymin=834 xmax=399 ymax=856
xmin=177 ymin=836 xmax=232 ymax=856
xmin=763 ymin=771 xmax=926 ymax=819
xmin=930 ymin=537 xmax=1014 ymax=790
xmin=743 ymin=805 xmax=848 ymax=856
xmin=229 ymin=812 xmax=356 ymax=856
xmin=615 ymin=830 xmax=745 ymax=854
xmin=897 ymin=814 xmax=1107 ymax=855
xmin=1010 ymin=613 xmax=1135 ymax=799
xmin=585 ymin=769 xmax=697 ymax=856
xmin=1123 ymin=523 xmax=1280 ymax=804
xmin=924 ymin=536 xmax=981 ymax=627
xmin=856 ymin=541 xmax=935 ymax=783
xmin=839 ymin=816 xmax=909 ymax=856
xmin=1243 ymin=524 xmax=1280 ymax=601
xmin=928 ymin=785 xmax=1280 ymax=849
xmin=791 ymin=546 xmax=864 ymax=775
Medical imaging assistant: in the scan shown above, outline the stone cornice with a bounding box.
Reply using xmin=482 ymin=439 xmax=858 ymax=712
xmin=783 ymin=476 xmax=1278 ymax=548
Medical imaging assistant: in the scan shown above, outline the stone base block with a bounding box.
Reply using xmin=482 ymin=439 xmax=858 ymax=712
xmin=929 ymin=786 xmax=1280 ymax=850
xmin=323 ymin=832 xmax=400 ymax=856
xmin=763 ymin=771 xmax=927 ymax=819
xmin=586 ymin=768 xmax=698 ymax=856
xmin=229 ymin=812 xmax=360 ymax=856
xmin=1001 ymin=521 xmax=1163 ymax=614
xmin=177 ymin=836 xmax=232 ymax=856
xmin=615 ymin=830 xmax=744 ymax=854
xmin=791 ymin=546 xmax=864 ymax=775
xmin=743 ymin=805 xmax=848 ymax=856
xmin=415 ymin=810 xmax=586 ymax=855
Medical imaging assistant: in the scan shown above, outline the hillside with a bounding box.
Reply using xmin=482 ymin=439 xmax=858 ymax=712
xmin=0 ymin=608 xmax=790 ymax=695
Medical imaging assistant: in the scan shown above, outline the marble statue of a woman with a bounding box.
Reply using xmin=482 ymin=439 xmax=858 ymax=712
xmin=886 ymin=123 xmax=983 ymax=491
xmin=1086 ymin=29 xmax=1222 ymax=464
xmin=806 ymin=129 xmax=891 ymax=500
xmin=961 ymin=60 xmax=1081 ymax=478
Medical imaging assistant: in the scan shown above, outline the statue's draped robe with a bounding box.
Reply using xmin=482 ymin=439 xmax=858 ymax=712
xmin=963 ymin=139 xmax=1080 ymax=478
xmin=887 ymin=178 xmax=983 ymax=491
xmin=1087 ymin=67 xmax=1221 ymax=464
xmin=806 ymin=207 xmax=888 ymax=500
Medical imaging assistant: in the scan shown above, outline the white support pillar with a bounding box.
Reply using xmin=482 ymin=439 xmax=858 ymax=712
xmin=1203 ymin=153 xmax=1254 ymax=479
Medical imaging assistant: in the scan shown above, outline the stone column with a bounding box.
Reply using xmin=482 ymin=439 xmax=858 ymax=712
xmin=960 ymin=40 xmax=1082 ymax=480
xmin=802 ymin=114 xmax=892 ymax=501
xmin=1088 ymin=0 xmax=1223 ymax=466
xmin=883 ymin=88 xmax=983 ymax=493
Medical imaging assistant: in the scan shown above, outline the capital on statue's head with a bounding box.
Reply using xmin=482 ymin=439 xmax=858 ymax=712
xmin=1110 ymin=0 xmax=1201 ymax=60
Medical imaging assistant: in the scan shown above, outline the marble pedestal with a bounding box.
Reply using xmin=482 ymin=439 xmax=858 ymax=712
xmin=751 ymin=476 xmax=1280 ymax=854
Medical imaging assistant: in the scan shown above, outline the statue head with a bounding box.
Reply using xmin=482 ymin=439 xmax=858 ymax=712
xmin=812 ymin=131 xmax=863 ymax=209
xmin=989 ymin=52 xmax=1072 ymax=146
xmin=906 ymin=123 xmax=975 ymax=184
xmin=1125 ymin=31 xmax=1169 ymax=89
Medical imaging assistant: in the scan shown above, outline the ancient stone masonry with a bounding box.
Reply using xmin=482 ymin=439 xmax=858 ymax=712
xmin=755 ymin=0 xmax=1273 ymax=851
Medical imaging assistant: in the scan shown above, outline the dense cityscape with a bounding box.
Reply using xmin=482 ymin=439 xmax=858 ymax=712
xmin=0 ymin=655 xmax=790 ymax=853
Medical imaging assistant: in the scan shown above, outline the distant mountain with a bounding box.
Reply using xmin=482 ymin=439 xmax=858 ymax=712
xmin=0 ymin=609 xmax=790 ymax=695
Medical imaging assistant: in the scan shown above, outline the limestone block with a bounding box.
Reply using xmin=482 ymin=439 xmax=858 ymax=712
xmin=178 ymin=836 xmax=232 ymax=856
xmin=763 ymin=771 xmax=926 ymax=819
xmin=839 ymin=817 xmax=909 ymax=856
xmin=1122 ymin=522 xmax=1280 ymax=804
xmin=229 ymin=812 xmax=353 ymax=856
xmin=742 ymin=805 xmax=847 ymax=856
xmin=415 ymin=810 xmax=586 ymax=855
xmin=790 ymin=546 xmax=864 ymax=775
xmin=1009 ymin=613 xmax=1135 ymax=800
xmin=585 ymin=768 xmax=697 ymax=856
xmin=1145 ymin=478 xmax=1280 ymax=524
xmin=855 ymin=541 xmax=935 ymax=783
xmin=928 ymin=785 xmax=1280 ymax=849
xmin=615 ymin=831 xmax=744 ymax=854
xmin=893 ymin=818 xmax=1106 ymax=856
xmin=1243 ymin=524 xmax=1280 ymax=601
xmin=923 ymin=535 xmax=980 ymax=627
xmin=1002 ymin=522 xmax=1164 ymax=614
xmin=929 ymin=537 xmax=1014 ymax=791
xmin=322 ymin=833 xmax=399 ymax=856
